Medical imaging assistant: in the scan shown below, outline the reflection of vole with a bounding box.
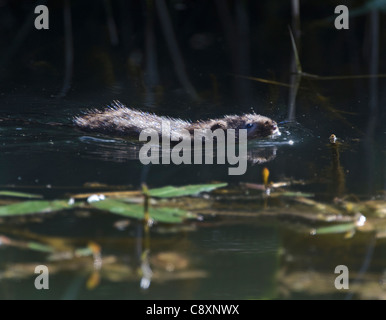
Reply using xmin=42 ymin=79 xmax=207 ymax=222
xmin=79 ymin=136 xmax=278 ymax=165
xmin=74 ymin=101 xmax=280 ymax=141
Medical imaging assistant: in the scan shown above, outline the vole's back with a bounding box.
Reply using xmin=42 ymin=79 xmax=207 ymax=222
xmin=74 ymin=101 xmax=191 ymax=139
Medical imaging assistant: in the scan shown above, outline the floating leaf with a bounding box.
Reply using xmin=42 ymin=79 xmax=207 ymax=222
xmin=71 ymin=183 xmax=228 ymax=200
xmin=148 ymin=183 xmax=227 ymax=198
xmin=0 ymin=190 xmax=42 ymax=199
xmin=27 ymin=241 xmax=56 ymax=253
xmin=90 ymin=199 xmax=191 ymax=223
xmin=276 ymin=192 xmax=314 ymax=198
xmin=311 ymin=223 xmax=356 ymax=235
xmin=75 ymin=247 xmax=94 ymax=257
xmin=71 ymin=190 xmax=141 ymax=199
xmin=149 ymin=207 xmax=193 ymax=223
xmin=0 ymin=200 xmax=73 ymax=217
xmin=90 ymin=200 xmax=144 ymax=219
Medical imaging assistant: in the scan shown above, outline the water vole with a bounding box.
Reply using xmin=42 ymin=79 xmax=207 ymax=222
xmin=74 ymin=100 xmax=280 ymax=141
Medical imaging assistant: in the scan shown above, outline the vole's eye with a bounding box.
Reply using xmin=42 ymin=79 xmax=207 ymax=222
xmin=245 ymin=123 xmax=254 ymax=129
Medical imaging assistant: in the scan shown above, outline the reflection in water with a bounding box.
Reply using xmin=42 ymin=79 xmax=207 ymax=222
xmin=75 ymin=120 xmax=312 ymax=169
xmin=0 ymin=216 xmax=209 ymax=299
xmin=364 ymin=8 xmax=380 ymax=195
xmin=77 ymin=134 xmax=282 ymax=166
xmin=326 ymin=142 xmax=346 ymax=198
xmin=278 ymin=228 xmax=381 ymax=300
xmin=2 ymin=193 xmax=386 ymax=299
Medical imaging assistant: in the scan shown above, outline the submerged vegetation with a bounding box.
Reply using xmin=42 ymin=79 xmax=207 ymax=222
xmin=0 ymin=166 xmax=385 ymax=298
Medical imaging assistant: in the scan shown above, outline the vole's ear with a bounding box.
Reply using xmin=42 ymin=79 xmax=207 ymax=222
xmin=210 ymin=120 xmax=227 ymax=131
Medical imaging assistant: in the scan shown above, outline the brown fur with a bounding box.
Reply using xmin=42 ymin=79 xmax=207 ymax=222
xmin=74 ymin=101 xmax=280 ymax=141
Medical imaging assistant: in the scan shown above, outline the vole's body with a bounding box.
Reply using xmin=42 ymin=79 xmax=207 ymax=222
xmin=74 ymin=101 xmax=280 ymax=141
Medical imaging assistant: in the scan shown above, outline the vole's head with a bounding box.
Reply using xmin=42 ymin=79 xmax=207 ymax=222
xmin=243 ymin=114 xmax=280 ymax=139
xmin=223 ymin=114 xmax=281 ymax=140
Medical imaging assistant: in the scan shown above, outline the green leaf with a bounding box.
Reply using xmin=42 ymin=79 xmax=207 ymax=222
xmin=0 ymin=200 xmax=73 ymax=217
xmin=149 ymin=207 xmax=192 ymax=223
xmin=75 ymin=247 xmax=94 ymax=257
xmin=27 ymin=242 xmax=56 ymax=253
xmin=148 ymin=183 xmax=227 ymax=198
xmin=0 ymin=190 xmax=43 ymax=199
xmin=90 ymin=199 xmax=191 ymax=223
xmin=312 ymin=223 xmax=356 ymax=235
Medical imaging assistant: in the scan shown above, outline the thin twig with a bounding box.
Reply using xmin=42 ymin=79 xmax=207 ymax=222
xmin=56 ymin=0 xmax=73 ymax=98
xmin=301 ymin=72 xmax=386 ymax=80
xmin=155 ymin=0 xmax=199 ymax=101
xmin=0 ymin=0 xmax=47 ymax=74
xmin=288 ymin=26 xmax=302 ymax=74
xmin=103 ymin=0 xmax=119 ymax=46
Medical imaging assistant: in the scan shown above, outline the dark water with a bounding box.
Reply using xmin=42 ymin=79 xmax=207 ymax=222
xmin=0 ymin=0 xmax=386 ymax=300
